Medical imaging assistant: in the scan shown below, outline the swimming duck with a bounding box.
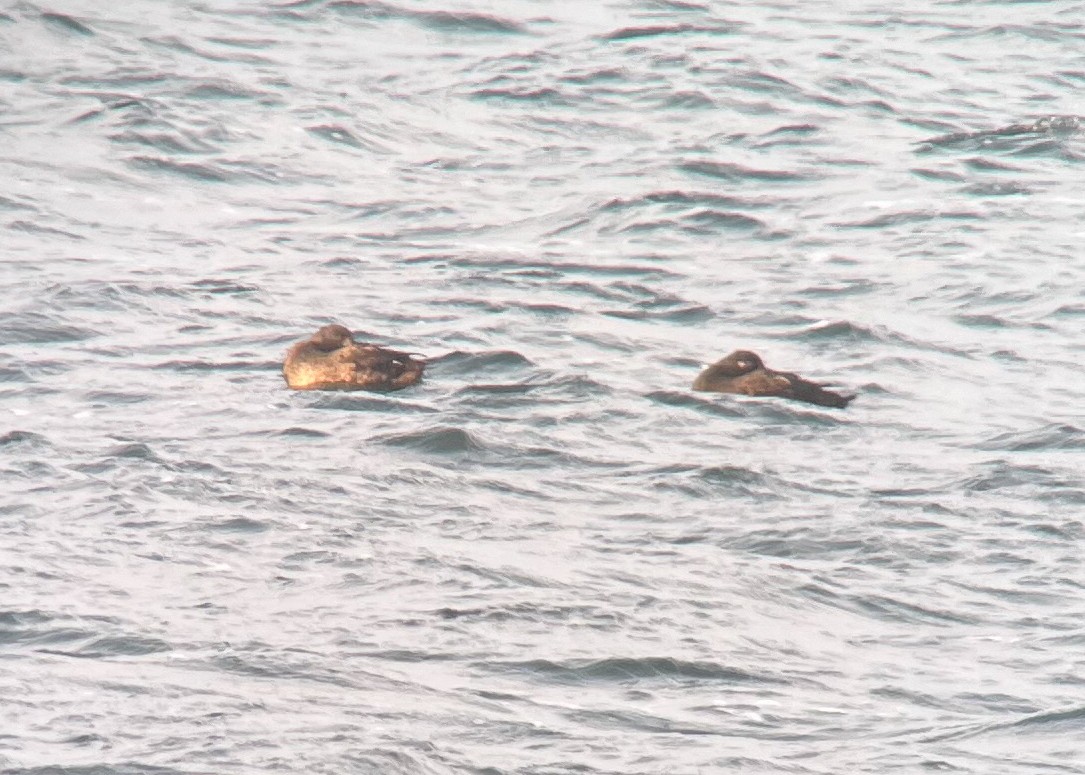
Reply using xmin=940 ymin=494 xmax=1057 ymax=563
xmin=693 ymin=350 xmax=854 ymax=409
xmin=283 ymin=324 xmax=424 ymax=392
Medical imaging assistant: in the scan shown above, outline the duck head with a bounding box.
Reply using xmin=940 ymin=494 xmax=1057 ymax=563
xmin=309 ymin=324 xmax=354 ymax=352
xmin=713 ymin=350 xmax=763 ymax=377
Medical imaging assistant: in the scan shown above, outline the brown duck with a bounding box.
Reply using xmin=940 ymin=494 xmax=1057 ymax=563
xmin=283 ymin=324 xmax=424 ymax=392
xmin=693 ymin=350 xmax=854 ymax=409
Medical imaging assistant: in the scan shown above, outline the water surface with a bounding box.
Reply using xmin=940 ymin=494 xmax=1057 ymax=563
xmin=2 ymin=1 xmax=1084 ymax=773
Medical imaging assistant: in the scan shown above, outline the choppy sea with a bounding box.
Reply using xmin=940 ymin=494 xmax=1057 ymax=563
xmin=2 ymin=1 xmax=1084 ymax=773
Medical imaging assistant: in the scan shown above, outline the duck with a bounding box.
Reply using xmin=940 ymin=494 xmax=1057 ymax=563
xmin=693 ymin=350 xmax=854 ymax=409
xmin=283 ymin=324 xmax=424 ymax=392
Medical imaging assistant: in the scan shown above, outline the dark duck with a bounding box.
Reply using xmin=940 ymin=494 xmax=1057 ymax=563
xmin=283 ymin=324 xmax=424 ymax=392
xmin=693 ymin=350 xmax=854 ymax=409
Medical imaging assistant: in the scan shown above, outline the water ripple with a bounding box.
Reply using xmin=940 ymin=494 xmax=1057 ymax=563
xmin=484 ymin=657 xmax=778 ymax=685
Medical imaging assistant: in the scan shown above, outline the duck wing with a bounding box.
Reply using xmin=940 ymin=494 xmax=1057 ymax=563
xmin=347 ymin=344 xmax=426 ymax=390
xmin=723 ymin=367 xmax=788 ymax=394
xmin=772 ymin=369 xmax=854 ymax=409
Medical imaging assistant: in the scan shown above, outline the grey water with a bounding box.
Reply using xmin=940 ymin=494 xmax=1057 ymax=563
xmin=2 ymin=1 xmax=1084 ymax=773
